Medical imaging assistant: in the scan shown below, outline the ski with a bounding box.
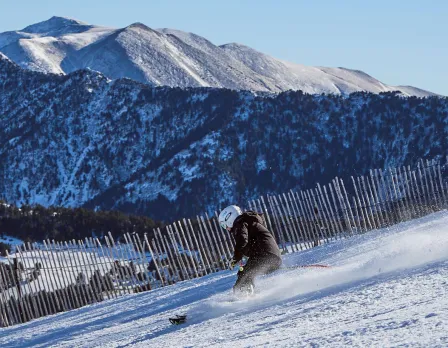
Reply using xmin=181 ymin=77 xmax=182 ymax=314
xmin=283 ymin=264 xmax=331 ymax=269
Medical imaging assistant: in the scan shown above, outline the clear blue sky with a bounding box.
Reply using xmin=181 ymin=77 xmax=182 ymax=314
xmin=1 ymin=0 xmax=446 ymax=95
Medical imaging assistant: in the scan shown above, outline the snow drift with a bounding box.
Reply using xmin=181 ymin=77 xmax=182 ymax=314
xmin=1 ymin=211 xmax=447 ymax=347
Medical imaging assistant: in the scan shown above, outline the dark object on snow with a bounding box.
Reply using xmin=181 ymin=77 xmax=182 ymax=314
xmin=169 ymin=314 xmax=187 ymax=325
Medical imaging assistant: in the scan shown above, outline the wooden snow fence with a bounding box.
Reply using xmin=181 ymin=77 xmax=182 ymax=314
xmin=1 ymin=157 xmax=447 ymax=327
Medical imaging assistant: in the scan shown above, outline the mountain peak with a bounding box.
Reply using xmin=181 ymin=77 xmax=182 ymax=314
xmin=126 ymin=22 xmax=154 ymax=32
xmin=22 ymin=16 xmax=89 ymax=34
xmin=0 ymin=52 xmax=10 ymax=61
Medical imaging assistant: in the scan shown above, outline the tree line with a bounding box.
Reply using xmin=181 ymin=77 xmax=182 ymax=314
xmin=0 ymin=201 xmax=163 ymax=245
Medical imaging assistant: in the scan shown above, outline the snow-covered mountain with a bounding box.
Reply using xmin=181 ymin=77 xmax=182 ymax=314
xmin=0 ymin=16 xmax=436 ymax=96
xmin=1 ymin=212 xmax=447 ymax=346
xmin=0 ymin=54 xmax=446 ymax=220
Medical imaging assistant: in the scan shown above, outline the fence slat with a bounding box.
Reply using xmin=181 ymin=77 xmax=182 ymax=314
xmin=187 ymin=219 xmax=211 ymax=276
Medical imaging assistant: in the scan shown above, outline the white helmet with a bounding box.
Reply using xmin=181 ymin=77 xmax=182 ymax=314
xmin=218 ymin=205 xmax=242 ymax=230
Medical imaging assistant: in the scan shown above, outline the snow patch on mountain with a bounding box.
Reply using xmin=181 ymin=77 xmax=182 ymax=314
xmin=0 ymin=17 xmax=437 ymax=96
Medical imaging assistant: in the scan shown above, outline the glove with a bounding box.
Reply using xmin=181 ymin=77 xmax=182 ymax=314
xmin=228 ymin=258 xmax=237 ymax=270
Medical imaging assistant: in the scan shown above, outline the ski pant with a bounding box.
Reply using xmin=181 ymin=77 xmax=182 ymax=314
xmin=233 ymin=253 xmax=282 ymax=292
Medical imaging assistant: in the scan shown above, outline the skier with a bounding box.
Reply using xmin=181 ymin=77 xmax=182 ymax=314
xmin=218 ymin=205 xmax=282 ymax=295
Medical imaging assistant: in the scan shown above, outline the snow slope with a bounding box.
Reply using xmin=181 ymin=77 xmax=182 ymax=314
xmin=1 ymin=211 xmax=447 ymax=347
xmin=0 ymin=16 xmax=437 ymax=96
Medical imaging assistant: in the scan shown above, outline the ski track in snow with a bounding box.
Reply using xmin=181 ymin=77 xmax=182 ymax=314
xmin=1 ymin=212 xmax=448 ymax=347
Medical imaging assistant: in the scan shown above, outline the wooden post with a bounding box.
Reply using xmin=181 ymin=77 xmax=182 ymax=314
xmin=34 ymin=243 xmax=60 ymax=314
xmin=358 ymin=176 xmax=374 ymax=230
xmin=389 ymin=168 xmax=404 ymax=221
xmin=167 ymin=226 xmax=190 ymax=280
xmin=425 ymin=159 xmax=437 ymax=208
xmin=0 ymin=258 xmax=17 ymax=325
xmin=277 ymin=194 xmax=301 ymax=251
xmin=437 ymin=162 xmax=447 ymax=207
xmin=171 ymin=224 xmax=196 ymax=278
xmin=143 ymin=234 xmax=164 ymax=288
xmin=411 ymin=166 xmax=423 ymax=216
xmin=96 ymin=238 xmax=120 ymax=299
xmin=105 ymin=236 xmax=124 ymax=295
xmin=55 ymin=242 xmax=78 ymax=309
xmin=54 ymin=241 xmax=78 ymax=309
xmin=317 ymin=184 xmax=338 ymax=240
xmin=176 ymin=221 xmax=199 ymax=278
xmin=312 ymin=188 xmax=332 ymax=242
xmin=361 ymin=176 xmax=377 ymax=230
xmin=351 ymin=177 xmax=368 ymax=231
xmin=264 ymin=195 xmax=284 ymax=249
xmin=267 ymin=195 xmax=288 ymax=252
xmin=339 ymin=179 xmax=356 ymax=235
xmin=328 ymin=182 xmax=349 ymax=237
xmin=301 ymin=191 xmax=320 ymax=246
xmin=293 ymin=191 xmax=314 ymax=248
xmin=310 ymin=189 xmax=331 ymax=243
xmin=60 ymin=242 xmax=82 ymax=308
xmin=397 ymin=167 xmax=411 ymax=217
xmin=417 ymin=161 xmax=430 ymax=211
xmin=157 ymin=229 xmax=180 ymax=282
xmin=43 ymin=241 xmax=69 ymax=311
xmin=272 ymin=195 xmax=297 ymax=252
xmin=163 ymin=230 xmax=183 ymax=281
xmin=372 ymin=169 xmax=390 ymax=227
xmin=67 ymin=241 xmax=86 ymax=307
xmin=81 ymin=239 xmax=106 ymax=301
xmin=153 ymin=228 xmax=175 ymax=284
xmin=74 ymin=239 xmax=95 ymax=304
xmin=18 ymin=244 xmax=44 ymax=319
xmin=379 ymin=169 xmax=396 ymax=224
xmin=131 ymin=233 xmax=153 ymax=290
xmin=187 ymin=219 xmax=211 ymax=276
xmin=29 ymin=243 xmax=52 ymax=316
xmin=153 ymin=229 xmax=170 ymax=278
xmin=15 ymin=247 xmax=38 ymax=321
xmin=402 ymin=167 xmax=416 ymax=218
xmin=282 ymin=193 xmax=303 ymax=250
xmin=0 ymin=252 xmax=21 ymax=325
xmin=171 ymin=225 xmax=192 ymax=279
xmin=117 ymin=239 xmax=139 ymax=294
xmin=260 ymin=196 xmax=275 ymax=240
xmin=151 ymin=238 xmax=169 ymax=285
xmin=7 ymin=251 xmax=32 ymax=322
xmin=90 ymin=238 xmax=115 ymax=300
xmin=198 ymin=216 xmax=219 ymax=270
xmin=213 ymin=213 xmax=232 ymax=259
xmin=87 ymin=238 xmax=108 ymax=296
xmin=207 ymin=213 xmax=228 ymax=268
xmin=351 ymin=197 xmax=362 ymax=234
xmin=0 ymin=262 xmax=13 ymax=326
xmin=203 ymin=214 xmax=225 ymax=268
xmin=182 ymin=218 xmax=204 ymax=273
xmin=288 ymin=191 xmax=311 ymax=248
xmin=107 ymin=234 xmax=134 ymax=295
xmin=211 ymin=213 xmax=232 ymax=267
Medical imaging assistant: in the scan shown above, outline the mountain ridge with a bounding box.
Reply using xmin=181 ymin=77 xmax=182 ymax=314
xmin=0 ymin=16 xmax=437 ymax=96
xmin=0 ymin=55 xmax=446 ymax=220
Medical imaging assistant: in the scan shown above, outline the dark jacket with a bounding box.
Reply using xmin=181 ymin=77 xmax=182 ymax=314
xmin=231 ymin=211 xmax=281 ymax=262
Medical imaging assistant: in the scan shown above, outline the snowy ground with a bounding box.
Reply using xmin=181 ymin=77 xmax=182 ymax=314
xmin=1 ymin=211 xmax=447 ymax=347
